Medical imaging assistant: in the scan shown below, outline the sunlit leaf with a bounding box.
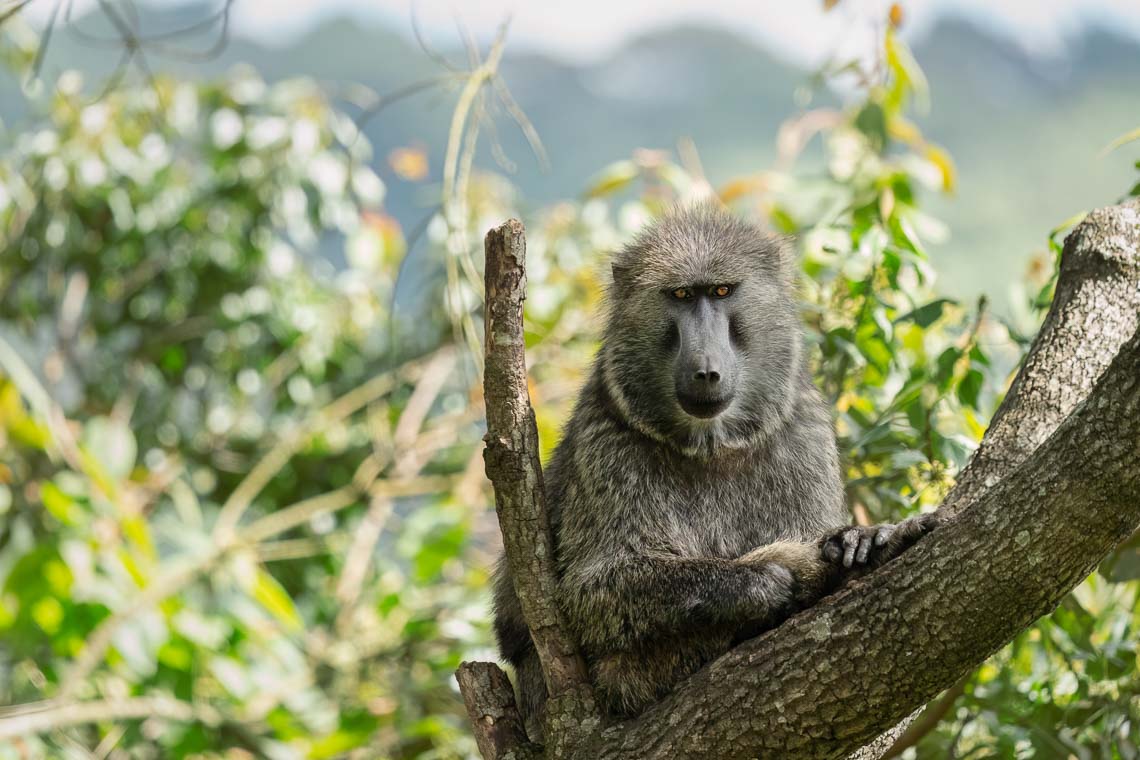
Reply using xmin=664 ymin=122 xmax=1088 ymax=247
xmin=584 ymin=160 xmax=639 ymax=198
xmin=82 ymin=416 xmax=137 ymax=482
xmin=252 ymin=567 xmax=303 ymax=631
xmin=40 ymin=481 xmax=83 ymax=526
xmin=924 ymin=143 xmax=957 ymax=192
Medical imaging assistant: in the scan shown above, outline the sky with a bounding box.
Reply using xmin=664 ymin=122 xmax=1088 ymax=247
xmin=26 ymin=0 xmax=1140 ymax=67
xmin=226 ymin=0 xmax=1140 ymax=65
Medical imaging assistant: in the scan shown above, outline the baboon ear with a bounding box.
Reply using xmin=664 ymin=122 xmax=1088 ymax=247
xmin=611 ymin=263 xmax=632 ymax=287
xmin=764 ymin=234 xmax=797 ymax=285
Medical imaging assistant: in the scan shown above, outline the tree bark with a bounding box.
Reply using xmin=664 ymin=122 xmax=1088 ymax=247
xmin=460 ymin=202 xmax=1140 ymax=759
xmin=457 ymin=661 xmax=540 ymax=760
xmin=462 ymin=220 xmax=599 ymax=760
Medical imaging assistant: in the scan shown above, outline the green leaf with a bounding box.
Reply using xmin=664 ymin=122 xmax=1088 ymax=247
xmin=308 ymin=711 xmax=380 ymax=758
xmin=854 ymin=102 xmax=888 ymax=151
xmin=957 ymin=369 xmax=985 ymax=409
xmin=894 ymin=298 xmax=952 ymax=328
xmin=935 ymin=347 xmax=961 ymax=388
xmin=41 ymin=481 xmax=83 ymax=526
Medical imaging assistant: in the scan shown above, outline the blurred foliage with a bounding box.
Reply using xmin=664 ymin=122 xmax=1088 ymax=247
xmin=0 ymin=60 xmax=488 ymax=759
xmin=0 ymin=6 xmax=1137 ymax=759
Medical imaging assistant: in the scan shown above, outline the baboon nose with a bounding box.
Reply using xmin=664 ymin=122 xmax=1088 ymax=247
xmin=693 ymin=369 xmax=721 ymax=384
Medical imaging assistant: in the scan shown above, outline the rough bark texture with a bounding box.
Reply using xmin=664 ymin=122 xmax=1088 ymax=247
xmin=461 ymin=202 xmax=1140 ymax=759
xmin=457 ymin=661 xmax=540 ymax=760
xmin=471 ymin=220 xmax=599 ymax=759
xmin=944 ymin=199 xmax=1140 ymax=515
xmin=845 ymin=710 xmax=922 ymax=760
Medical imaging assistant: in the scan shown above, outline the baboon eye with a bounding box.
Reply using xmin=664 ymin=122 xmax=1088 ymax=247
xmin=671 ymin=287 xmax=693 ymax=301
xmin=711 ymin=284 xmax=733 ymax=298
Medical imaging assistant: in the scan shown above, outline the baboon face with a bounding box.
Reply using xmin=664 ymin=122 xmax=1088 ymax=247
xmin=664 ymin=283 xmax=740 ymax=420
xmin=602 ymin=207 xmax=801 ymax=456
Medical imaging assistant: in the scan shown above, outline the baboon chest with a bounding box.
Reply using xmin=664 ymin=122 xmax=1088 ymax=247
xmin=653 ymin=452 xmax=788 ymax=558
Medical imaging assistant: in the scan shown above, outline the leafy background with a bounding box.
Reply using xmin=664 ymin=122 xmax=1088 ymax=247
xmin=0 ymin=1 xmax=1139 ymax=758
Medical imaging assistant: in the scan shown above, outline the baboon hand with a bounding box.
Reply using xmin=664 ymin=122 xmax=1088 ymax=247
xmin=820 ymin=512 xmax=939 ymax=571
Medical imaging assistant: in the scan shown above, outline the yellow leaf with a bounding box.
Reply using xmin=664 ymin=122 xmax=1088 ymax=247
xmin=584 ymin=160 xmax=639 ymax=198
xmin=388 ymin=145 xmax=429 ymax=181
xmin=888 ymin=115 xmax=923 ymax=145
xmin=884 ymin=29 xmax=928 ymax=110
xmin=253 ymin=567 xmax=303 ymax=632
xmin=118 ymin=548 xmax=147 ymax=587
xmin=717 ymin=176 xmax=766 ymax=204
xmin=32 ymin=597 xmax=64 ymax=635
xmin=962 ymin=408 xmax=986 ymax=442
xmin=925 ymin=143 xmax=957 ymax=192
xmin=888 ymin=3 xmax=904 ymax=29
xmin=122 ymin=515 xmax=157 ymax=561
xmin=41 ymin=481 xmax=82 ymax=526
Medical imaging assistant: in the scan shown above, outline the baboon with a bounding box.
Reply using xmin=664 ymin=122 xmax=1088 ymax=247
xmin=492 ymin=205 xmax=935 ymax=740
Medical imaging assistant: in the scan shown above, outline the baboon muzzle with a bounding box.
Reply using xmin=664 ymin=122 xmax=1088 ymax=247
xmin=674 ymin=299 xmax=737 ymax=418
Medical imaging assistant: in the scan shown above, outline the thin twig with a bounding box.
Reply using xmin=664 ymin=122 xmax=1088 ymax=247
xmin=212 ymin=352 xmax=444 ymax=540
xmin=0 ymin=695 xmax=219 ymax=740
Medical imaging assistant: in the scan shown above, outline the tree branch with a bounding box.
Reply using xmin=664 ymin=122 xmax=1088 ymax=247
xmin=852 ymin=200 xmax=1140 ymax=759
xmin=457 ymin=661 xmax=541 ymax=760
xmin=461 ymin=219 xmax=597 ymax=758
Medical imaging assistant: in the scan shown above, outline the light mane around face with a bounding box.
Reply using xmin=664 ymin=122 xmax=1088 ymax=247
xmin=601 ymin=205 xmax=803 ymax=458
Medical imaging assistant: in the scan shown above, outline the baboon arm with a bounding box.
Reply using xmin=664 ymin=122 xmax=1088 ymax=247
xmin=738 ymin=540 xmax=838 ymax=596
xmin=566 ymin=553 xmax=809 ymax=650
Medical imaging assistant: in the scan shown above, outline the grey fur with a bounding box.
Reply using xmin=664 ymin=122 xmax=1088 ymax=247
xmin=492 ymin=205 xmax=931 ymax=742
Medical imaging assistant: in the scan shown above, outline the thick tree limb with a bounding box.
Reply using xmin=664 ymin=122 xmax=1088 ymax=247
xmin=461 ymin=203 xmax=1140 ymax=759
xmin=854 ymin=199 xmax=1140 ymax=759
xmin=944 ymin=199 xmax=1140 ymax=515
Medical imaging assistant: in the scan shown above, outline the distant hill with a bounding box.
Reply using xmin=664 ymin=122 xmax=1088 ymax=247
xmin=4 ymin=5 xmax=1138 ymax=311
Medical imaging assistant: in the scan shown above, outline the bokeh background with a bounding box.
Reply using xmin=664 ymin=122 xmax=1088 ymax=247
xmin=0 ymin=0 xmax=1138 ymax=757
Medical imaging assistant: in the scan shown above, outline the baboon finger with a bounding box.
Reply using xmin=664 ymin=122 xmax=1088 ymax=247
xmin=842 ymin=528 xmax=860 ymax=568
xmin=822 ymin=538 xmax=843 ymax=564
